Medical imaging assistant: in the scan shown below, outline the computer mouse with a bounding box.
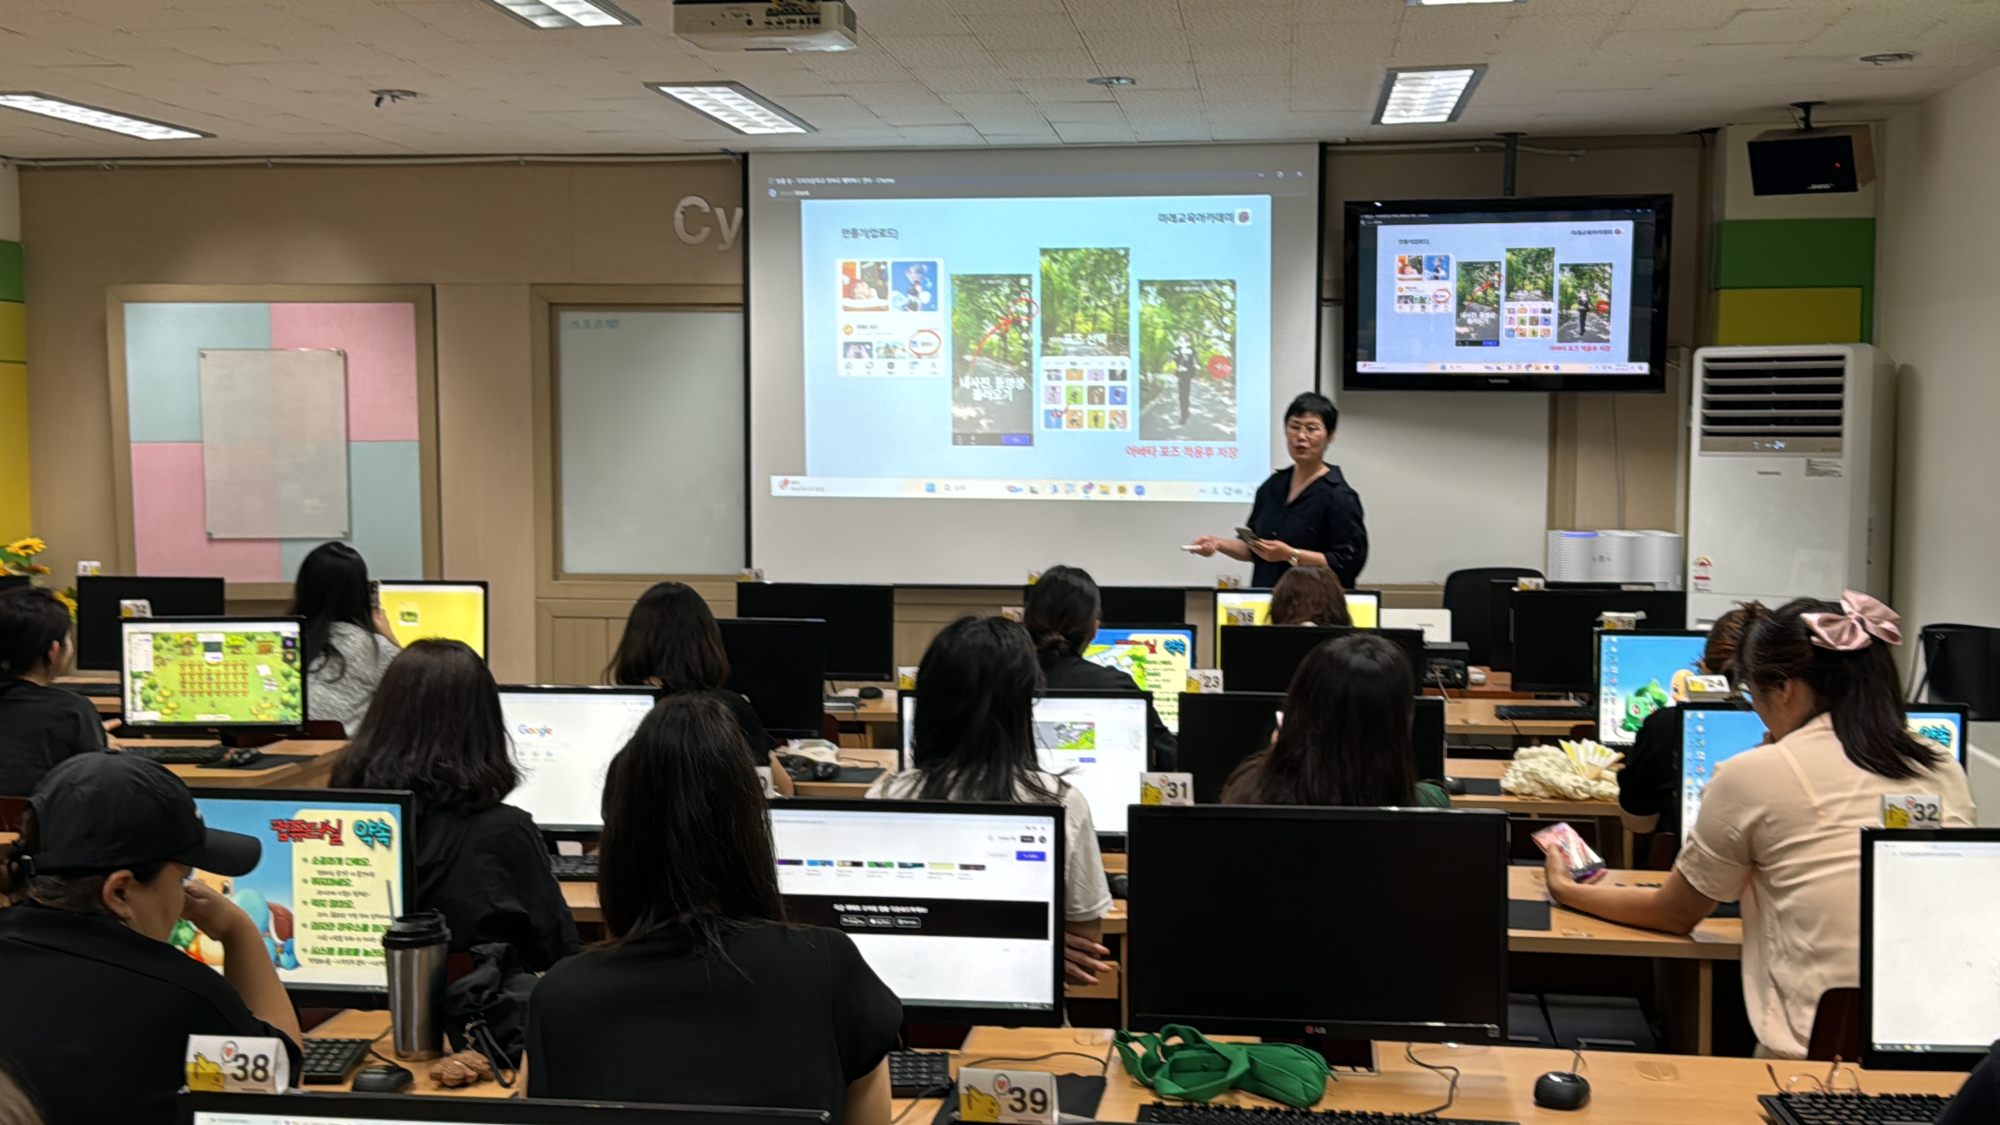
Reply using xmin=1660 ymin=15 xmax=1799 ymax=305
xmin=858 ymin=686 xmax=884 ymax=700
xmin=352 ymin=1064 xmax=413 ymax=1093
xmin=1443 ymin=776 xmax=1466 ymax=796
xmin=1533 ymin=1071 xmax=1590 ymax=1110
xmin=1106 ymin=872 xmax=1130 ymax=901
xmin=812 ymin=760 xmax=841 ymax=781
xmin=222 ymin=746 xmax=265 ymax=768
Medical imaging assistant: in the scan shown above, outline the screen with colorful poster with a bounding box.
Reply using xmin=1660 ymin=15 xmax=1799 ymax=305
xmin=1906 ymin=705 xmax=1969 ymax=764
xmin=121 ymin=618 xmax=304 ymax=731
xmin=1595 ymin=630 xmax=1710 ymax=748
xmin=1084 ymin=627 xmax=1194 ymax=733
xmin=1681 ymin=706 xmax=1767 ymax=832
xmin=375 ymin=581 xmax=488 ymax=659
xmin=183 ymin=789 xmax=413 ymax=1006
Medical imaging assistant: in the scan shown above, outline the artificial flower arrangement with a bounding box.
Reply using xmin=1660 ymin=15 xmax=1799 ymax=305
xmin=0 ymin=538 xmax=77 ymax=614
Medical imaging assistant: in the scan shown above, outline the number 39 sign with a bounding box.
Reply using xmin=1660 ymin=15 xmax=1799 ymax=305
xmin=185 ymin=1035 xmax=289 ymax=1093
xmin=957 ymin=1068 xmax=1058 ymax=1125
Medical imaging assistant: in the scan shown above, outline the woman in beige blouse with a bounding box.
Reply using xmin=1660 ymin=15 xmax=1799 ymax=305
xmin=1544 ymin=592 xmax=1975 ymax=1058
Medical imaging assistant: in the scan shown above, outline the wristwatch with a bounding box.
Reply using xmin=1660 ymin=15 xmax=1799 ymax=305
xmin=1289 ymin=550 xmax=1300 ymax=565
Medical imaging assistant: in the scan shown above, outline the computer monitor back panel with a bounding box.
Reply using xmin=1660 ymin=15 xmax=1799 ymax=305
xmin=77 ymin=575 xmax=227 ymax=671
xmin=180 ymin=1091 xmax=830 ymax=1125
xmin=1084 ymin=627 xmax=1193 ymax=734
xmin=1413 ymin=696 xmax=1445 ymax=782
xmin=121 ymin=618 xmax=305 ymax=733
xmin=1862 ymin=828 xmax=2000 ymax=1071
xmin=375 ymin=580 xmax=489 ymax=659
xmin=1511 ymin=589 xmax=1689 ymax=693
xmin=501 ymin=686 xmax=659 ymax=832
xmin=1096 ymin=586 xmax=1188 ymax=627
xmin=901 ymin=691 xmax=1150 ymax=834
xmin=735 ymin=584 xmax=895 ymax=682
xmin=1128 ymin=805 xmax=1509 ymax=1042
xmin=718 ymin=618 xmax=829 ymax=737
xmin=187 ymin=788 xmax=415 ymax=1009
xmin=1595 ymin=630 xmax=1708 ymax=747
xmin=1906 ymin=704 xmax=1970 ymax=764
xmin=1218 ymin=626 xmax=1423 ymax=694
xmin=769 ymin=798 xmax=1066 ymax=1027
xmin=1680 ymin=704 xmax=1766 ymax=830
xmin=1170 ymin=692 xmax=1284 ymax=804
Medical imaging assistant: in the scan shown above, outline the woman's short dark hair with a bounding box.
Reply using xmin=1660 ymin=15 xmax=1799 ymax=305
xmin=910 ymin=616 xmax=1052 ymax=803
xmin=331 ymin=640 xmax=517 ymax=814
xmin=606 ymin=582 xmax=731 ymax=694
xmin=1024 ymin=565 xmax=1100 ymax=659
xmin=0 ymin=808 xmax=168 ymax=915
xmin=1221 ymin=633 xmax=1417 ymax=807
xmin=1284 ymin=392 xmax=1338 ymax=433
xmin=596 ymin=694 xmax=781 ymax=952
xmin=289 ymin=543 xmax=375 ymax=680
xmin=1267 ymin=565 xmax=1351 ymax=627
xmin=0 ymin=587 xmax=73 ymax=681
xmin=1737 ymin=597 xmax=1941 ymax=781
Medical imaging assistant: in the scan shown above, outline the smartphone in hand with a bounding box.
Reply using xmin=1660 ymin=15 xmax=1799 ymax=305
xmin=1532 ymin=823 xmax=1607 ymax=883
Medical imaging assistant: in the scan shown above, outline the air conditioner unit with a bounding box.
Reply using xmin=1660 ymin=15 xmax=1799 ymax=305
xmin=673 ymin=1 xmax=858 ymax=51
xmin=1685 ymin=344 xmax=1895 ymax=626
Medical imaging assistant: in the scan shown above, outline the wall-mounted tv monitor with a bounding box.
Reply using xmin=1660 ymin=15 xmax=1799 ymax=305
xmin=1343 ymin=195 xmax=1672 ymax=393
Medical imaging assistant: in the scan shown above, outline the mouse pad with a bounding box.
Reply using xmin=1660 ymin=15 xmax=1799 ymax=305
xmin=218 ymin=753 xmax=319 ymax=772
xmin=929 ymin=1074 xmax=1106 ymax=1125
xmin=1509 ymin=899 xmax=1553 ymax=931
xmin=835 ymin=766 xmax=885 ymax=784
xmin=1459 ymin=777 xmax=1503 ymax=796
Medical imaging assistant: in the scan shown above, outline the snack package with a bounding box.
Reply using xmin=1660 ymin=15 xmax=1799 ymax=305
xmin=1532 ymin=822 xmax=1607 ymax=883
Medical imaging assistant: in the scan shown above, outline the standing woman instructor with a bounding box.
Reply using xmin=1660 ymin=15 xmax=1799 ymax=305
xmin=1192 ymin=392 xmax=1368 ymax=588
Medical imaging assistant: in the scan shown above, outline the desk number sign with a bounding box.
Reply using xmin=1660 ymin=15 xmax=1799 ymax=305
xmin=185 ymin=1035 xmax=289 ymax=1093
xmin=957 ymin=1067 xmax=1058 ymax=1125
xmin=1140 ymin=772 xmax=1194 ymax=806
xmin=1883 ymin=793 xmax=1943 ymax=829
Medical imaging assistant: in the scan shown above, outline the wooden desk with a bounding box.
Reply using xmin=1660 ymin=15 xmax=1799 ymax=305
xmin=52 ymin=671 xmax=123 ymax=716
xmin=308 ymin=1010 xmax=510 ymax=1098
xmin=110 ymin=738 xmax=347 ymax=789
xmin=1426 ymin=668 xmax=1533 ymax=700
xmin=1448 ymin=758 xmax=1621 ymax=821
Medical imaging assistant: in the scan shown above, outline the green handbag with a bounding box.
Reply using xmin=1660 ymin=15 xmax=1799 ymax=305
xmin=1114 ymin=1025 xmax=1333 ymax=1108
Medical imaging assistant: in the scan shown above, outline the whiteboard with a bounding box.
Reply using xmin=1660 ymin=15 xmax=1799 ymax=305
xmin=198 ymin=348 xmax=350 ymax=540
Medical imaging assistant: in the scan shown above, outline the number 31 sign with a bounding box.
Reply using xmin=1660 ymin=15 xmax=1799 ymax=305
xmin=957 ymin=1068 xmax=1058 ymax=1125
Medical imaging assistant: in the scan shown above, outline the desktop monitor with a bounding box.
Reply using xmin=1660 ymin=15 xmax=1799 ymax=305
xmin=1097 ymin=586 xmax=1188 ymax=626
xmin=1217 ymin=625 xmax=1424 ymax=694
xmin=899 ymin=690 xmax=1152 ymax=835
xmin=1127 ymin=805 xmax=1509 ymax=1042
xmin=734 ymin=583 xmax=895 ymax=682
xmin=1906 ymin=703 xmax=1970 ymax=764
xmin=78 ymin=575 xmax=227 ymax=671
xmin=1215 ymin=588 xmax=1379 ymax=630
xmin=1345 ymin=590 xmax=1381 ymax=629
xmin=1679 ymin=703 xmax=1767 ymax=831
xmin=186 ymin=788 xmax=415 ymax=1009
xmin=1413 ymin=695 xmax=1445 ymax=783
xmin=1861 ymin=828 xmax=2000 ymax=1072
xmin=501 ymin=686 xmax=659 ymax=832
xmin=1175 ymin=691 xmax=1283 ymax=804
xmin=1595 ymin=629 xmax=1709 ymax=748
xmin=120 ymin=618 xmax=305 ymax=735
xmin=179 ymin=1091 xmax=829 ymax=1125
xmin=1084 ymin=626 xmax=1194 ymax=734
xmin=718 ymin=618 xmax=828 ymax=738
xmin=769 ymin=798 xmax=1067 ymax=1027
xmin=1510 ymin=589 xmax=1689 ymax=694
xmin=374 ymin=580 xmax=489 ymax=658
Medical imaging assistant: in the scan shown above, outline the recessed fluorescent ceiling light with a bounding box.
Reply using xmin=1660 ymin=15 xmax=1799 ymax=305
xmin=648 ymin=83 xmax=815 ymax=135
xmin=0 ymin=93 xmax=208 ymax=140
xmin=480 ymin=0 xmax=637 ymax=28
xmin=1374 ymin=66 xmax=1485 ymax=125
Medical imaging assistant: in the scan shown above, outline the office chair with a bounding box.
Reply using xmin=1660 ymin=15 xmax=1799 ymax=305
xmin=1444 ymin=566 xmax=1543 ymax=668
xmin=1806 ymin=988 xmax=1861 ymax=1062
xmin=1920 ymin=624 xmax=2000 ymax=720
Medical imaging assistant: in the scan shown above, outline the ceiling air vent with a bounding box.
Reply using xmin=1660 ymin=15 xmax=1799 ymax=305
xmin=1697 ymin=354 xmax=1845 ymax=455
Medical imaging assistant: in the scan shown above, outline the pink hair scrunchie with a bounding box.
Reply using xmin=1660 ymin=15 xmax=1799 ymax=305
xmin=1801 ymin=590 xmax=1902 ymax=652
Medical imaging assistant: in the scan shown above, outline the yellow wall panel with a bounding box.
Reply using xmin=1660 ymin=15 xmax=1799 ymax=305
xmin=0 ymin=302 xmax=21 ymax=364
xmin=0 ymin=361 xmax=28 ymax=542
xmin=1710 ymin=287 xmax=1864 ymax=346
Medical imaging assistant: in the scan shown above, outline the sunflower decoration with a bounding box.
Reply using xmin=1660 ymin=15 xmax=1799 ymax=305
xmin=0 ymin=537 xmax=50 ymax=577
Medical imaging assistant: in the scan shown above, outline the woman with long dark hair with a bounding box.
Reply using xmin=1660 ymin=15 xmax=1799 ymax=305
xmin=1546 ymin=592 xmax=1975 ymax=1058
xmin=1220 ymin=632 xmax=1444 ymax=808
xmin=607 ymin=582 xmax=769 ymax=756
xmin=0 ymin=586 xmax=106 ymax=796
xmin=1023 ymin=565 xmax=1177 ymax=768
xmin=527 ymin=695 xmax=898 ymax=1124
xmin=289 ymin=543 xmax=399 ymax=735
xmin=332 ymin=640 xmax=577 ymax=970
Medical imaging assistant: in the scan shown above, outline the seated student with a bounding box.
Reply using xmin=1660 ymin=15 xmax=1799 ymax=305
xmin=607 ymin=581 xmax=770 ymax=756
xmin=0 ymin=587 xmax=106 ymax=797
xmin=1942 ymin=1042 xmax=2000 ymax=1124
xmin=1266 ymin=563 xmax=1352 ymax=627
xmin=331 ymin=640 xmax=578 ymax=971
xmin=0 ymin=1063 xmax=40 ymax=1125
xmin=1023 ymin=564 xmax=1178 ymax=769
xmin=868 ymin=615 xmax=1115 ymax=985
xmin=1615 ymin=602 xmax=1767 ymax=857
xmin=527 ymin=695 xmax=898 ymax=1124
xmin=1220 ymin=633 xmax=1447 ymax=808
xmin=0 ymin=752 xmax=301 ymax=1125
xmin=1545 ymin=592 xmax=1975 ymax=1059
xmin=290 ymin=542 xmax=401 ymax=736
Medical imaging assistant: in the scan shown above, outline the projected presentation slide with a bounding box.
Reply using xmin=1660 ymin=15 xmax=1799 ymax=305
xmin=376 ymin=581 xmax=487 ymax=657
xmin=123 ymin=620 xmax=303 ymax=726
xmin=1084 ymin=628 xmax=1193 ymax=733
xmin=1681 ymin=707 xmax=1767 ymax=830
xmin=1596 ymin=632 xmax=1709 ymax=748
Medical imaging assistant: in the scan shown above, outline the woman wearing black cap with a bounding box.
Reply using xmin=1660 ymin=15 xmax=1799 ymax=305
xmin=0 ymin=752 xmax=301 ymax=1125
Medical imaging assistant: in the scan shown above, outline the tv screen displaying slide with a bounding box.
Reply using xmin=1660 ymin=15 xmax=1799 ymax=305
xmin=749 ymin=145 xmax=1322 ymax=586
xmin=121 ymin=618 xmax=305 ymax=731
xmin=1344 ymin=195 xmax=1671 ymax=392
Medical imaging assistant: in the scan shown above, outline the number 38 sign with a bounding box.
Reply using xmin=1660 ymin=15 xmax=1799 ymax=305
xmin=185 ymin=1035 xmax=289 ymax=1093
xmin=957 ymin=1068 xmax=1058 ymax=1125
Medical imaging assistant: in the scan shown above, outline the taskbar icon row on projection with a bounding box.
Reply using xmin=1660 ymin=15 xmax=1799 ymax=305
xmin=769 ymin=477 xmax=1256 ymax=502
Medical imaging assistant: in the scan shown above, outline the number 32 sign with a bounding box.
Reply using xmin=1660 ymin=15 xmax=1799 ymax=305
xmin=958 ymin=1068 xmax=1058 ymax=1125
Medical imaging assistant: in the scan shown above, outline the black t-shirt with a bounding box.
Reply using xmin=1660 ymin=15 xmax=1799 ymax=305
xmin=1617 ymin=706 xmax=1681 ymax=838
xmin=0 ymin=904 xmax=300 ymax=1125
xmin=415 ymin=802 xmax=579 ymax=972
xmin=1246 ymin=466 xmax=1369 ymax=588
xmin=1039 ymin=652 xmax=1179 ymax=770
xmin=0 ymin=678 xmax=108 ymax=797
xmin=1941 ymin=1040 xmax=2000 ymax=1125
xmin=527 ymin=922 xmax=900 ymax=1124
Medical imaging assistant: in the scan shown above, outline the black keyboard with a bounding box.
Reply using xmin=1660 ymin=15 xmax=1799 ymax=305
xmin=888 ymin=1050 xmax=953 ymax=1098
xmin=1759 ymin=1093 xmax=1952 ymax=1125
xmin=1138 ymin=1104 xmax=1515 ymax=1125
xmin=549 ymin=854 xmax=599 ymax=882
xmin=300 ymin=1037 xmax=374 ymax=1085
xmin=120 ymin=743 xmax=227 ymax=765
xmin=1493 ymin=705 xmax=1592 ymax=721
